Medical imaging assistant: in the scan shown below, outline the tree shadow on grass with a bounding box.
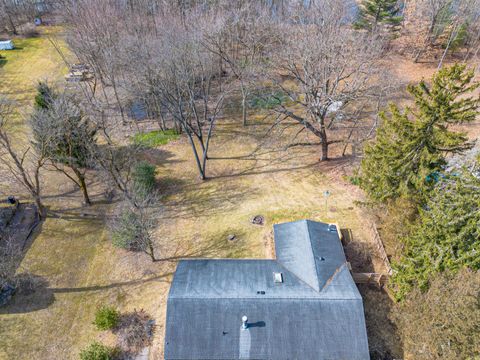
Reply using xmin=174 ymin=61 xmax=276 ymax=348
xmin=159 ymin=179 xmax=260 ymax=221
xmin=157 ymin=177 xmax=187 ymax=197
xmin=212 ymin=154 xmax=317 ymax=179
xmin=142 ymin=147 xmax=183 ymax=167
xmin=0 ymin=273 xmax=54 ymax=314
xmin=0 ymin=206 xmax=43 ymax=293
xmin=50 ymin=271 xmax=173 ymax=294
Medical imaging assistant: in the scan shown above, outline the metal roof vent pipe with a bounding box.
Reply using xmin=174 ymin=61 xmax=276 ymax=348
xmin=241 ymin=315 xmax=248 ymax=330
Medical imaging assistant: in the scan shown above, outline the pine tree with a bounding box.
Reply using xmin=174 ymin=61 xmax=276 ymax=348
xmin=391 ymin=167 xmax=480 ymax=300
xmin=34 ymin=81 xmax=56 ymax=110
xmin=354 ymin=0 xmax=403 ymax=31
xmin=360 ymin=64 xmax=480 ymax=203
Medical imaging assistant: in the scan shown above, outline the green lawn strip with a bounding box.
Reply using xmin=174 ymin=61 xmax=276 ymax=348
xmin=132 ymin=129 xmax=180 ymax=147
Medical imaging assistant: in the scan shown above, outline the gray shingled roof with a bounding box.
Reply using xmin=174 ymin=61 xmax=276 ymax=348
xmin=164 ymin=220 xmax=370 ymax=360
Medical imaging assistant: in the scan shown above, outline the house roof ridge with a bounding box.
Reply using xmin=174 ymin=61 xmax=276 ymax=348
xmin=304 ymin=219 xmax=322 ymax=292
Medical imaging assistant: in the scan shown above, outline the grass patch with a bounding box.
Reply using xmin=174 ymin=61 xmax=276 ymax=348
xmin=132 ymin=130 xmax=179 ymax=147
xmin=249 ymin=89 xmax=288 ymax=110
xmin=0 ymin=27 xmax=69 ymax=131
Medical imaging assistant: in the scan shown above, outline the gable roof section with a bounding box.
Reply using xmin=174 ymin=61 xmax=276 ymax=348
xmin=273 ymin=220 xmax=347 ymax=292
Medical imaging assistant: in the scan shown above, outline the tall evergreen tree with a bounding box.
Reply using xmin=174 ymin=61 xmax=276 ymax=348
xmin=360 ymin=64 xmax=480 ymax=203
xmin=354 ymin=0 xmax=402 ymax=31
xmin=391 ymin=166 xmax=480 ymax=300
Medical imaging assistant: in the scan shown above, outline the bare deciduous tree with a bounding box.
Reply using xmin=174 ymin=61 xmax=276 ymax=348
xmin=150 ymin=14 xmax=230 ymax=179
xmin=0 ymin=0 xmax=37 ymax=34
xmin=30 ymin=93 xmax=97 ymax=206
xmin=203 ymin=2 xmax=276 ymax=126
xmin=0 ymin=98 xmax=47 ymax=218
xmin=265 ymin=1 xmax=384 ymax=160
xmin=405 ymin=0 xmax=480 ymax=63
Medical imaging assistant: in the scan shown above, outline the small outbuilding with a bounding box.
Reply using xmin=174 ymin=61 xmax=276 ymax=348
xmin=0 ymin=40 xmax=14 ymax=50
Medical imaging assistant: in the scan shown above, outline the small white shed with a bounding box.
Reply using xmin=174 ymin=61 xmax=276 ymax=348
xmin=0 ymin=40 xmax=14 ymax=50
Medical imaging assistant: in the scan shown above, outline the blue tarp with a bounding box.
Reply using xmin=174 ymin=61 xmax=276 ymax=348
xmin=0 ymin=41 xmax=14 ymax=50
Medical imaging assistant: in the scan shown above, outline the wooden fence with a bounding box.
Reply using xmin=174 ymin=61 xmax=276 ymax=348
xmin=369 ymin=222 xmax=393 ymax=275
xmin=352 ymin=272 xmax=389 ymax=287
xmin=350 ymin=222 xmax=393 ymax=288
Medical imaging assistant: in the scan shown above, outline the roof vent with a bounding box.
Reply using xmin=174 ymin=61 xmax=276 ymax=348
xmin=328 ymin=224 xmax=337 ymax=232
xmin=242 ymin=315 xmax=248 ymax=330
xmin=256 ymin=290 xmax=266 ymax=295
xmin=273 ymin=272 xmax=283 ymax=283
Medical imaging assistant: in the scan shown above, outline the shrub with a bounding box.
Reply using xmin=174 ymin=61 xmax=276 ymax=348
xmin=34 ymin=81 xmax=56 ymax=110
xmin=93 ymin=305 xmax=120 ymax=330
xmin=79 ymin=342 xmax=118 ymax=360
xmin=132 ymin=161 xmax=157 ymax=197
xmin=110 ymin=208 xmax=142 ymax=251
xmin=117 ymin=310 xmax=154 ymax=354
xmin=21 ymin=23 xmax=39 ymax=38
xmin=110 ymin=205 xmax=157 ymax=261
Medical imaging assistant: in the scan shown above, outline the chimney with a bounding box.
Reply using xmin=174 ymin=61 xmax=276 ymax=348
xmin=241 ymin=315 xmax=248 ymax=330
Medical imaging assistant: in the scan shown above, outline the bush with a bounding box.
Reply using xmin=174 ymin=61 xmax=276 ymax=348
xmin=93 ymin=305 xmax=120 ymax=330
xmin=34 ymin=81 xmax=55 ymax=110
xmin=110 ymin=208 xmax=142 ymax=251
xmin=79 ymin=342 xmax=118 ymax=360
xmin=117 ymin=310 xmax=154 ymax=354
xmin=132 ymin=129 xmax=179 ymax=147
xmin=132 ymin=161 xmax=157 ymax=197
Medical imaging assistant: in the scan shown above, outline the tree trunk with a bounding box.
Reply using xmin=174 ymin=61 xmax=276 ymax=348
xmin=72 ymin=167 xmax=91 ymax=206
xmin=6 ymin=13 xmax=17 ymax=35
xmin=241 ymin=85 xmax=248 ymax=126
xmin=185 ymin=130 xmax=206 ymax=180
xmin=147 ymin=240 xmax=156 ymax=262
xmin=438 ymin=24 xmax=458 ymax=69
xmin=321 ymin=140 xmax=329 ymax=161
xmin=111 ymin=77 xmax=126 ymax=125
xmin=320 ymin=126 xmax=329 ymax=161
xmin=414 ymin=48 xmax=424 ymax=63
xmin=201 ymin=118 xmax=215 ymax=179
xmin=34 ymin=196 xmax=46 ymax=220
